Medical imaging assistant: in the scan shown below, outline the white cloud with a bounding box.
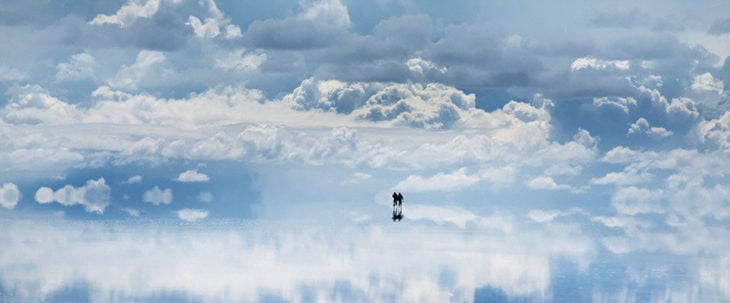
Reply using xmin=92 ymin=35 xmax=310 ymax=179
xmin=0 ymin=183 xmax=21 ymax=209
xmin=526 ymin=176 xmax=576 ymax=192
xmin=55 ymin=53 xmax=95 ymax=82
xmin=215 ymin=50 xmax=266 ymax=72
xmin=395 ymin=168 xmax=479 ymax=192
xmin=197 ymin=191 xmax=213 ymax=203
xmin=692 ymin=72 xmax=724 ymax=94
xmin=34 ymin=187 xmax=54 ymax=204
xmin=571 ymin=56 xmax=630 ymax=71
xmin=611 ymin=186 xmax=664 ymax=215
xmin=300 ymin=0 xmax=351 ymax=28
xmin=698 ymin=111 xmax=730 ymax=151
xmin=592 ymin=96 xmax=637 ymax=113
xmin=0 ymin=65 xmax=28 ymax=82
xmin=122 ymin=208 xmax=141 ymax=217
xmin=89 ymin=0 xmax=161 ymax=27
xmin=109 ymin=50 xmax=167 ymax=90
xmin=627 ymin=117 xmax=673 ymax=138
xmin=406 ymin=57 xmax=447 ymax=75
xmin=143 ymin=186 xmax=172 ymax=205
xmin=590 ymin=168 xmax=652 ymax=186
xmin=223 ymin=24 xmax=243 ymax=39
xmin=527 ymin=208 xmax=585 ymax=223
xmin=176 ymin=208 xmax=209 ymax=222
xmin=175 ymin=169 xmax=210 ymax=182
xmin=2 ymin=85 xmax=82 ymax=124
xmin=122 ymin=175 xmax=143 ymax=184
xmin=35 ymin=178 xmax=111 ymax=213
xmin=186 ymin=16 xmax=221 ymax=38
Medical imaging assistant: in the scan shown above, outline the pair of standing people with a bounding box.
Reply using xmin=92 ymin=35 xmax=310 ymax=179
xmin=392 ymin=192 xmax=404 ymax=222
xmin=392 ymin=192 xmax=403 ymax=209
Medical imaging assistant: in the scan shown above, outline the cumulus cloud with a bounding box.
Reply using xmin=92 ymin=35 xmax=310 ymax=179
xmin=109 ymin=50 xmax=167 ymax=90
xmin=215 ymin=50 xmax=266 ymax=72
xmin=143 ymin=186 xmax=172 ymax=205
xmin=698 ymin=111 xmax=730 ymax=150
xmin=0 ymin=183 xmax=21 ymax=209
xmin=175 ymin=169 xmax=210 ymax=182
xmin=55 ymin=53 xmax=96 ymax=82
xmin=592 ymin=96 xmax=637 ymax=113
xmin=122 ymin=175 xmax=143 ymax=184
xmin=611 ymin=186 xmax=664 ymax=215
xmin=176 ymin=208 xmax=209 ymax=222
xmin=395 ymin=168 xmax=479 ymax=192
xmin=526 ymin=176 xmax=581 ymax=193
xmin=627 ymin=117 xmax=673 ymax=138
xmin=34 ymin=178 xmax=111 ymax=213
xmin=2 ymin=84 xmax=82 ymax=124
xmin=186 ymin=16 xmax=220 ymax=38
xmin=692 ymin=72 xmax=724 ymax=94
xmin=89 ymin=0 xmax=161 ymax=27
xmin=0 ymin=65 xmax=28 ymax=82
xmin=406 ymin=57 xmax=447 ymax=75
xmin=571 ymin=57 xmax=630 ymax=71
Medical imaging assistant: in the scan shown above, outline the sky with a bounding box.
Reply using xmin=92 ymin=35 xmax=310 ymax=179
xmin=1 ymin=0 xmax=730 ymax=302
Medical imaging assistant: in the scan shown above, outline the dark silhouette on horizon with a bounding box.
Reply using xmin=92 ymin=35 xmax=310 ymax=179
xmin=392 ymin=192 xmax=404 ymax=222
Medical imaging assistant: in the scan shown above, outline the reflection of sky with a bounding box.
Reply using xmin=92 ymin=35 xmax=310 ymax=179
xmin=0 ymin=216 xmax=727 ymax=302
xmin=1 ymin=0 xmax=730 ymax=301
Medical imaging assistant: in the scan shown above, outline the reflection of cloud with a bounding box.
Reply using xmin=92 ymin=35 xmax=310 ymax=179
xmin=0 ymin=218 xmax=594 ymax=302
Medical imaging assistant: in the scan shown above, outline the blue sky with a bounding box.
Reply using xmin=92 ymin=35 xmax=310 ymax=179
xmin=1 ymin=0 xmax=730 ymax=302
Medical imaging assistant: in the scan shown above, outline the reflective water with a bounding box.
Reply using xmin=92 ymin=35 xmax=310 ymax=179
xmin=0 ymin=218 xmax=727 ymax=302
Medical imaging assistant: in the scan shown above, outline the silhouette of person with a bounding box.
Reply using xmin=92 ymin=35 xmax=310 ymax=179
xmin=397 ymin=192 xmax=403 ymax=208
xmin=392 ymin=192 xmax=398 ymax=207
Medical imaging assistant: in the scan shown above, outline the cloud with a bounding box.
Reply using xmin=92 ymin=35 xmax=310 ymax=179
xmin=122 ymin=175 xmax=143 ymax=184
xmin=34 ymin=178 xmax=111 ymax=213
xmin=698 ymin=111 xmax=730 ymax=151
xmin=243 ymin=0 xmax=350 ymax=49
xmin=395 ymin=168 xmax=479 ymax=192
xmin=708 ymin=18 xmax=730 ymax=35
xmin=691 ymin=72 xmax=724 ymax=94
xmin=108 ymin=50 xmax=167 ymax=90
xmin=186 ymin=16 xmax=220 ymax=38
xmin=55 ymin=52 xmax=96 ymax=82
xmin=176 ymin=208 xmax=208 ymax=222
xmin=215 ymin=50 xmax=266 ymax=72
xmin=122 ymin=208 xmax=141 ymax=217
xmin=611 ymin=186 xmax=664 ymax=215
xmin=197 ymin=191 xmax=213 ymax=203
xmin=89 ymin=0 xmax=161 ymax=27
xmin=2 ymin=84 xmax=82 ymax=124
xmin=627 ymin=117 xmax=673 ymax=138
xmin=175 ymin=169 xmax=210 ymax=182
xmin=0 ymin=183 xmax=21 ymax=209
xmin=571 ymin=57 xmax=630 ymax=71
xmin=592 ymin=96 xmax=637 ymax=114
xmin=143 ymin=186 xmax=172 ymax=205
xmin=0 ymin=65 xmax=28 ymax=82
xmin=406 ymin=57 xmax=447 ymax=75
xmin=527 ymin=208 xmax=586 ymax=223
xmin=526 ymin=176 xmax=580 ymax=193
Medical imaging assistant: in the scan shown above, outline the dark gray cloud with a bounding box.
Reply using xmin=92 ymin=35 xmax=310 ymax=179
xmin=47 ymin=13 xmax=189 ymax=52
xmin=244 ymin=18 xmax=347 ymax=49
xmin=708 ymin=18 xmax=730 ymax=35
